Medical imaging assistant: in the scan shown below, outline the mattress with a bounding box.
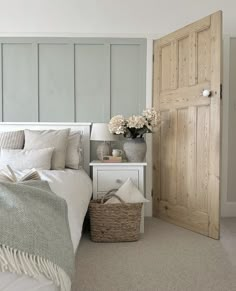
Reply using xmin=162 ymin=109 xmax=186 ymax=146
xmin=0 ymin=169 xmax=92 ymax=291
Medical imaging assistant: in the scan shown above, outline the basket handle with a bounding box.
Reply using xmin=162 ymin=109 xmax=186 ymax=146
xmin=101 ymin=189 xmax=125 ymax=204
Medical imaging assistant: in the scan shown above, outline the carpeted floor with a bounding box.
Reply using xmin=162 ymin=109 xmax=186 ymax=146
xmin=72 ymin=217 xmax=236 ymax=291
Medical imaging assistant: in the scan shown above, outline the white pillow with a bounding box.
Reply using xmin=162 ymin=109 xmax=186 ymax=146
xmin=0 ymin=130 xmax=24 ymax=149
xmin=105 ymin=178 xmax=149 ymax=204
xmin=24 ymin=129 xmax=70 ymax=170
xmin=66 ymin=131 xmax=82 ymax=169
xmin=0 ymin=148 xmax=54 ymax=170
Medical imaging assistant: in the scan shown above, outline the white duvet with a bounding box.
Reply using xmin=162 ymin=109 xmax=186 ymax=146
xmin=0 ymin=169 xmax=92 ymax=291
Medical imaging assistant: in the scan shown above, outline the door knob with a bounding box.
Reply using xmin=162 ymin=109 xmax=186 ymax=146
xmin=202 ymin=89 xmax=211 ymax=97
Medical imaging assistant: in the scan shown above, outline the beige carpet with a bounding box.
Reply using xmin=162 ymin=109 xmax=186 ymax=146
xmin=72 ymin=218 xmax=236 ymax=291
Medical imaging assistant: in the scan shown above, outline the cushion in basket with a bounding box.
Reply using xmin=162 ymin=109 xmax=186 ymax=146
xmin=24 ymin=129 xmax=70 ymax=170
xmin=0 ymin=130 xmax=24 ymax=149
xmin=105 ymin=178 xmax=149 ymax=204
xmin=0 ymin=148 xmax=54 ymax=170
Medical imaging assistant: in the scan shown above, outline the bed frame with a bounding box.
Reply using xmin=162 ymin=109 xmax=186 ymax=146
xmin=0 ymin=122 xmax=91 ymax=174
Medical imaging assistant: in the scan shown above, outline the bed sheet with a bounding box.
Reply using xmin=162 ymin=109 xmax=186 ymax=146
xmin=0 ymin=169 xmax=92 ymax=291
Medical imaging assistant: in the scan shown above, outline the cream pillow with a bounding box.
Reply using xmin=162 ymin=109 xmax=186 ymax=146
xmin=0 ymin=148 xmax=54 ymax=170
xmin=0 ymin=130 xmax=24 ymax=149
xmin=66 ymin=131 xmax=82 ymax=169
xmin=105 ymin=178 xmax=149 ymax=204
xmin=24 ymin=129 xmax=70 ymax=170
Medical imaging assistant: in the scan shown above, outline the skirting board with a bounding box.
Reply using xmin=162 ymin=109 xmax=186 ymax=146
xmin=221 ymin=202 xmax=236 ymax=217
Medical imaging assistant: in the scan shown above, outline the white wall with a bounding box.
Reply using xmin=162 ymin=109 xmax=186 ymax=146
xmin=0 ymin=0 xmax=235 ymax=35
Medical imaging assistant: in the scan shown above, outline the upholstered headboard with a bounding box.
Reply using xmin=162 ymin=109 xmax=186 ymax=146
xmin=0 ymin=122 xmax=91 ymax=174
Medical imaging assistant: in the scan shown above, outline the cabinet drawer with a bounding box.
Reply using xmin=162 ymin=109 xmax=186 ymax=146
xmin=97 ymin=169 xmax=139 ymax=192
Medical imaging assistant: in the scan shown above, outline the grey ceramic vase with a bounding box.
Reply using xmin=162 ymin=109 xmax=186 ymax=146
xmin=123 ymin=137 xmax=147 ymax=162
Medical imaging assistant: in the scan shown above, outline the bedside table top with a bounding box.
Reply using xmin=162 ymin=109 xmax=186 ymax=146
xmin=90 ymin=160 xmax=147 ymax=166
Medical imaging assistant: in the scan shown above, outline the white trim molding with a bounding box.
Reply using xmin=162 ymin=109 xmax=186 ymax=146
xmin=145 ymin=35 xmax=161 ymax=217
xmin=144 ymin=35 xmax=161 ymax=217
xmin=145 ymin=38 xmax=154 ymax=217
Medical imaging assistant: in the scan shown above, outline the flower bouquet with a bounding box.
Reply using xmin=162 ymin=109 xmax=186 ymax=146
xmin=108 ymin=108 xmax=160 ymax=138
xmin=108 ymin=108 xmax=160 ymax=162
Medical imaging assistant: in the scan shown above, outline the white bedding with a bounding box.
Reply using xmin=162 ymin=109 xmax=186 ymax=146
xmin=0 ymin=169 xmax=92 ymax=291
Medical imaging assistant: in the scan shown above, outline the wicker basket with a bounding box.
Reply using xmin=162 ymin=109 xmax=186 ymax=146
xmin=89 ymin=190 xmax=142 ymax=242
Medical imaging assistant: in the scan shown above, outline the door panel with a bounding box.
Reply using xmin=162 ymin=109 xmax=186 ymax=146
xmin=178 ymin=37 xmax=190 ymax=88
xmin=197 ymin=29 xmax=211 ymax=83
xmin=153 ymin=11 xmax=222 ymax=239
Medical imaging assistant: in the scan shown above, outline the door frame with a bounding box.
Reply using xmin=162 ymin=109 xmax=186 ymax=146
xmin=221 ymin=34 xmax=236 ymax=217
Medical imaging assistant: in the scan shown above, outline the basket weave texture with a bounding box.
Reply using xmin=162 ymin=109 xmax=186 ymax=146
xmin=89 ymin=191 xmax=142 ymax=242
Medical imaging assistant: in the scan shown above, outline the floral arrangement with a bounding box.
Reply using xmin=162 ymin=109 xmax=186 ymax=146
xmin=108 ymin=108 xmax=160 ymax=139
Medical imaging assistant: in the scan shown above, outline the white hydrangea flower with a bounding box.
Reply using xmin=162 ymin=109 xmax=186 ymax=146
xmin=142 ymin=108 xmax=160 ymax=127
xmin=108 ymin=115 xmax=126 ymax=135
xmin=127 ymin=115 xmax=147 ymax=129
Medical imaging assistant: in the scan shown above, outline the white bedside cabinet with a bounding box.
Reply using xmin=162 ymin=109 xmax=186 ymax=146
xmin=89 ymin=161 xmax=147 ymax=233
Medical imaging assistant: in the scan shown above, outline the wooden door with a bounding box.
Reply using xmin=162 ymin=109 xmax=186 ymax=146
xmin=153 ymin=11 xmax=222 ymax=239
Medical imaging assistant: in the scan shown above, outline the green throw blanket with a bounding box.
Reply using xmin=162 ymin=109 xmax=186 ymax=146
xmin=0 ymin=180 xmax=74 ymax=291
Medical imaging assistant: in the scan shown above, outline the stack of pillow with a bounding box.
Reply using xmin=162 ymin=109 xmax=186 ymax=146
xmin=0 ymin=129 xmax=82 ymax=171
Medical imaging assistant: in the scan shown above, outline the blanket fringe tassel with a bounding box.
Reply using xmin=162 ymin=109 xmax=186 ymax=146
xmin=0 ymin=244 xmax=71 ymax=291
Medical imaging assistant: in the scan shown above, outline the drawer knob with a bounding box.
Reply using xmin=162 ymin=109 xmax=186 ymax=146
xmin=116 ymin=179 xmax=122 ymax=184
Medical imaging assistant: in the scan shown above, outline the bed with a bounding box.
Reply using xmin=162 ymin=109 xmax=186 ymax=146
xmin=0 ymin=123 xmax=92 ymax=291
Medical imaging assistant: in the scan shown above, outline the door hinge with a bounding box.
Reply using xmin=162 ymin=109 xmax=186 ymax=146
xmin=151 ymin=189 xmax=153 ymax=197
xmin=153 ymin=54 xmax=154 ymax=63
xmin=220 ymin=84 xmax=223 ymax=99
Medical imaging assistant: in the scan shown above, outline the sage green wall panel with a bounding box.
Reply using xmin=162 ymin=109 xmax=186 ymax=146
xmin=2 ymin=43 xmax=37 ymax=121
xmin=75 ymin=44 xmax=109 ymax=122
xmin=0 ymin=38 xmax=146 ymax=124
xmin=110 ymin=43 xmax=146 ymax=117
xmin=39 ymin=44 xmax=74 ymax=122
